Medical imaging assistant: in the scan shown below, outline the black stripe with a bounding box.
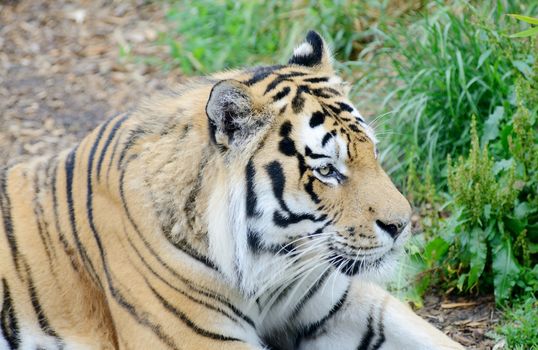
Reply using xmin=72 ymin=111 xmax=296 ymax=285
xmin=326 ymin=103 xmax=341 ymax=115
xmin=244 ymin=65 xmax=283 ymax=86
xmin=65 ymin=147 xmax=102 ymax=287
xmin=246 ymin=229 xmax=297 ymax=256
xmin=357 ymin=309 xmax=375 ymax=350
xmin=117 ymin=127 xmax=146 ymax=170
xmin=246 ymin=159 xmax=261 ymax=218
xmin=0 ymin=166 xmax=21 ymax=276
xmin=50 ymin=158 xmax=79 ymax=273
xmin=264 ymin=76 xmax=292 ymax=95
xmin=337 ymin=102 xmax=354 ymax=113
xmin=311 ymin=88 xmax=337 ymax=98
xmin=272 ymin=86 xmax=291 ymax=101
xmin=1 ymin=278 xmax=20 ymax=349
xmin=106 ymin=129 xmax=123 ymax=185
xmin=124 ymin=234 xmax=250 ymax=329
xmin=118 ymin=162 xmax=254 ymax=327
xmin=264 ymin=72 xmax=307 ymax=95
xmin=168 ymin=238 xmax=219 ymax=271
xmin=183 ymin=154 xmax=208 ymax=232
xmin=349 ymin=124 xmax=360 ymax=133
xmin=167 ymin=153 xmax=220 ymax=271
xmin=290 ymin=270 xmax=330 ymax=320
xmin=146 ymin=281 xmax=243 ymax=342
xmin=299 ymin=286 xmax=349 ymax=339
xmin=247 ymin=228 xmax=262 ymax=253
xmin=303 ymin=77 xmax=329 ymax=83
xmin=304 ymin=176 xmax=320 ymax=204
xmin=291 ymin=85 xmax=309 ymax=113
xmin=273 ymin=207 xmax=325 ymax=228
xmin=297 ymin=153 xmax=307 ymax=176
xmin=309 ymin=111 xmax=325 ymax=128
xmin=265 ymin=161 xmax=288 ymax=211
xmin=32 ymin=162 xmax=55 ymax=268
xmin=278 ymin=121 xmax=297 ymax=156
xmin=370 ymin=303 xmax=386 ymax=350
xmin=24 ymin=263 xmax=61 ymax=341
xmin=89 ymin=145 xmax=180 ymax=349
xmin=304 ymin=146 xmax=329 ymax=160
xmin=280 ymin=120 xmax=292 ymax=137
xmin=279 ymin=136 xmax=297 ymax=157
xmin=321 ymin=131 xmax=336 ymax=147
xmin=265 ymin=161 xmax=325 ymax=228
xmin=97 ymin=114 xmax=129 ymax=180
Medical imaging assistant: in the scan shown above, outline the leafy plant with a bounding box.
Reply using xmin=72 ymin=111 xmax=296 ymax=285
xmin=372 ymin=1 xmax=535 ymax=201
xmin=494 ymin=294 xmax=538 ymax=349
xmin=509 ymin=14 xmax=538 ymax=38
xmin=416 ymin=74 xmax=538 ymax=304
xmin=368 ymin=1 xmax=538 ymax=306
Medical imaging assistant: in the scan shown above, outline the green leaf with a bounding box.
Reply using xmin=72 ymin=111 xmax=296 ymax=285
xmin=484 ymin=221 xmax=498 ymax=241
xmin=500 ymin=124 xmax=514 ymax=153
xmin=477 ymin=49 xmax=492 ymax=69
xmin=513 ymin=60 xmax=533 ymax=80
xmin=514 ymin=202 xmax=534 ymax=219
xmin=457 ymin=274 xmax=466 ymax=291
xmin=493 ymin=158 xmax=514 ymax=175
xmin=468 ymin=227 xmax=487 ymax=289
xmin=423 ymin=236 xmax=450 ymax=261
xmin=505 ymin=215 xmax=527 ymax=234
xmin=508 ymin=14 xmax=538 ymax=25
xmin=510 ymin=26 xmax=538 ymax=38
xmin=493 ymin=238 xmax=520 ymax=303
xmin=481 ymin=106 xmax=504 ymax=145
xmin=483 ymin=204 xmax=492 ymax=220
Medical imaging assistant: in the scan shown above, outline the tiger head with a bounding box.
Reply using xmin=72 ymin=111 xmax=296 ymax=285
xmin=204 ymin=31 xmax=411 ymax=295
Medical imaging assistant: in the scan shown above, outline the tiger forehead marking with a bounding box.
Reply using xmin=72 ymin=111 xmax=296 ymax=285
xmin=245 ymin=65 xmax=377 ymax=163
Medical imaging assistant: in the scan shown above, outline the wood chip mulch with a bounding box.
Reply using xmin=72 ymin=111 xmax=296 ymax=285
xmin=0 ymin=0 xmax=178 ymax=165
xmin=416 ymin=292 xmax=501 ymax=349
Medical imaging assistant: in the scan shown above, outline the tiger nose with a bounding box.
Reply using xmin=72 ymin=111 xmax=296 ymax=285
xmin=375 ymin=219 xmax=408 ymax=239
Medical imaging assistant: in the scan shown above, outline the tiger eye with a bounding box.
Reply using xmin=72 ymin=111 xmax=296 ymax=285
xmin=319 ymin=166 xmax=331 ymax=176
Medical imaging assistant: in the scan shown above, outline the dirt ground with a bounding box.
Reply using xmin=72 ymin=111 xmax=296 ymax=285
xmin=0 ymin=1 xmax=500 ymax=349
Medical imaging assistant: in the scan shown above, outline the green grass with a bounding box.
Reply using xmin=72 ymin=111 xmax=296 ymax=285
xmin=495 ymin=295 xmax=538 ymax=349
xmin=155 ymin=0 xmax=418 ymax=74
xmin=367 ymin=1 xmax=537 ymax=197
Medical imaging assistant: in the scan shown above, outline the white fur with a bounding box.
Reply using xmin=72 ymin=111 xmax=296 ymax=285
xmin=293 ymin=42 xmax=314 ymax=57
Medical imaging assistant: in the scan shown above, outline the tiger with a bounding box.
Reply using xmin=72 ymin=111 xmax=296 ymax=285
xmin=0 ymin=31 xmax=464 ymax=350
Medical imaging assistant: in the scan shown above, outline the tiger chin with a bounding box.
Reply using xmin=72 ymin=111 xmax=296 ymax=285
xmin=0 ymin=31 xmax=464 ymax=350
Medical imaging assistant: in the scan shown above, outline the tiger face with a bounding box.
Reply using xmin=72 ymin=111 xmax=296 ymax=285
xmin=205 ymin=31 xmax=411 ymax=294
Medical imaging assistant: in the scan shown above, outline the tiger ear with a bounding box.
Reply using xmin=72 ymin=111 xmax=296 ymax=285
xmin=288 ymin=30 xmax=333 ymax=72
xmin=206 ymin=79 xmax=261 ymax=150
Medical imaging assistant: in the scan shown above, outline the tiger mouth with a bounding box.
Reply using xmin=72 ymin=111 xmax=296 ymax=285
xmin=328 ymin=253 xmax=385 ymax=276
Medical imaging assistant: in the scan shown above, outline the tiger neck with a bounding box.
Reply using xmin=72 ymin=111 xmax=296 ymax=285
xmin=110 ymin=113 xmax=263 ymax=297
xmin=133 ymin=127 xmax=258 ymax=294
xmin=133 ymin=129 xmax=220 ymax=270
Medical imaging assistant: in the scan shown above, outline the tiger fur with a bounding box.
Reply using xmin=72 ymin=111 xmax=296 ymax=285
xmin=0 ymin=31 xmax=464 ymax=350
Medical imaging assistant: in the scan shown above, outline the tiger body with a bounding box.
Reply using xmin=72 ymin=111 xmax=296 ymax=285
xmin=0 ymin=32 xmax=464 ymax=350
